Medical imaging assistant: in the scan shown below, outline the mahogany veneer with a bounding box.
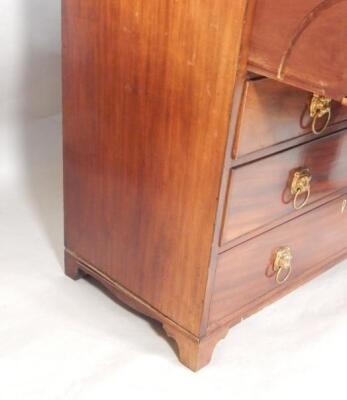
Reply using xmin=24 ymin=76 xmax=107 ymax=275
xmin=248 ymin=0 xmax=347 ymax=100
xmin=63 ymin=0 xmax=347 ymax=370
xmin=222 ymin=130 xmax=347 ymax=244
xmin=212 ymin=195 xmax=347 ymax=330
xmin=233 ymin=77 xmax=347 ymax=158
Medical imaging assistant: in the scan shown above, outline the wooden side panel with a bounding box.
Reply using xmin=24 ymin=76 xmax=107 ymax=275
xmin=63 ymin=0 xmax=248 ymax=335
xmin=234 ymin=78 xmax=347 ymax=158
xmin=248 ymin=0 xmax=347 ymax=100
xmin=210 ymin=195 xmax=347 ymax=330
xmin=222 ymin=130 xmax=347 ymax=244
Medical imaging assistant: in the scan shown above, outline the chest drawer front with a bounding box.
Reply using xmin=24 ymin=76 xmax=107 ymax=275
xmin=233 ymin=78 xmax=347 ymax=158
xmin=248 ymin=0 xmax=347 ymax=100
xmin=210 ymin=196 xmax=347 ymax=328
xmin=222 ymin=130 xmax=347 ymax=245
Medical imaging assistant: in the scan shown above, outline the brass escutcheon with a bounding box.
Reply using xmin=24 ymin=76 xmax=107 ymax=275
xmin=273 ymin=247 xmax=293 ymax=285
xmin=310 ymin=94 xmax=332 ymax=135
xmin=291 ymin=168 xmax=312 ymax=210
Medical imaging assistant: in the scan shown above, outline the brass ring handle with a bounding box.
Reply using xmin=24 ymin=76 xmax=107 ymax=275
xmin=273 ymin=247 xmax=293 ymax=285
xmin=310 ymin=94 xmax=332 ymax=135
xmin=290 ymin=168 xmax=312 ymax=210
xmin=293 ymin=186 xmax=311 ymax=210
xmin=276 ymin=264 xmax=292 ymax=285
xmin=312 ymin=107 xmax=331 ymax=135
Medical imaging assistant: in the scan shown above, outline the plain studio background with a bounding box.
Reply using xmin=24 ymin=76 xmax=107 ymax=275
xmin=0 ymin=1 xmax=346 ymax=399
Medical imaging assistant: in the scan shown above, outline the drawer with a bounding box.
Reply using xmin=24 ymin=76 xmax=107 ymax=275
xmin=222 ymin=130 xmax=347 ymax=245
xmin=233 ymin=78 xmax=347 ymax=158
xmin=248 ymin=0 xmax=347 ymax=100
xmin=210 ymin=195 xmax=347 ymax=329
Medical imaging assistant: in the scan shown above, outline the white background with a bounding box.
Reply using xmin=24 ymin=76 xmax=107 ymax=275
xmin=0 ymin=2 xmax=346 ymax=399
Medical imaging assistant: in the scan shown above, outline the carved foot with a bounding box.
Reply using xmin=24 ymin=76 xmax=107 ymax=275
xmin=64 ymin=251 xmax=85 ymax=280
xmin=163 ymin=324 xmax=229 ymax=371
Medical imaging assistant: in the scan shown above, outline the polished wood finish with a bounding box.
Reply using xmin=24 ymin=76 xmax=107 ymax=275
xmin=249 ymin=0 xmax=347 ymax=100
xmin=63 ymin=0 xmax=249 ymax=342
xmin=65 ymin=249 xmax=198 ymax=338
xmin=163 ymin=323 xmax=230 ymax=371
xmin=233 ymin=78 xmax=347 ymax=158
xmin=66 ymin=248 xmax=231 ymax=371
xmin=198 ymin=0 xmax=258 ymax=336
xmin=63 ymin=0 xmax=347 ymax=370
xmin=210 ymin=195 xmax=347 ymax=330
xmin=65 ymin=251 xmax=85 ymax=281
xmin=222 ymin=130 xmax=347 ymax=244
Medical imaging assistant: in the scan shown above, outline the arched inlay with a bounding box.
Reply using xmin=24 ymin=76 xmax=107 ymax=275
xmin=278 ymin=0 xmax=347 ymax=79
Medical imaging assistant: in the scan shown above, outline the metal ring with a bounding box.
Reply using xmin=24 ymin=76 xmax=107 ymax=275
xmin=312 ymin=108 xmax=331 ymax=135
xmin=276 ymin=265 xmax=292 ymax=285
xmin=293 ymin=187 xmax=310 ymax=210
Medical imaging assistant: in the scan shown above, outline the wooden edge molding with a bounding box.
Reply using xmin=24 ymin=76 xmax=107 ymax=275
xmin=65 ymin=249 xmax=194 ymax=336
xmin=64 ymin=250 xmax=230 ymax=371
xmin=65 ymin=246 xmax=347 ymax=370
xmin=199 ymin=0 xmax=258 ymax=336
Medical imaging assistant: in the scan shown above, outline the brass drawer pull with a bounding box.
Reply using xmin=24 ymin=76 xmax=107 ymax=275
xmin=310 ymin=94 xmax=332 ymax=135
xmin=273 ymin=247 xmax=293 ymax=285
xmin=291 ymin=168 xmax=312 ymax=210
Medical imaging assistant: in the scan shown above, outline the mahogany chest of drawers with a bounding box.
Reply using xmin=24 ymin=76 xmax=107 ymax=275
xmin=62 ymin=0 xmax=347 ymax=370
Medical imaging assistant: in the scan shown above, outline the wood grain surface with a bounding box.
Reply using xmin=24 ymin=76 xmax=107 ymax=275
xmin=63 ymin=0 xmax=347 ymax=369
xmin=233 ymin=78 xmax=347 ymax=158
xmin=222 ymin=130 xmax=347 ymax=244
xmin=210 ymin=195 xmax=347 ymax=328
xmin=63 ymin=0 xmax=248 ymax=335
xmin=248 ymin=0 xmax=347 ymax=100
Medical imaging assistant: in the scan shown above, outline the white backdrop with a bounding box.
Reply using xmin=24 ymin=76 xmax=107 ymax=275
xmin=0 ymin=2 xmax=346 ymax=400
xmin=0 ymin=0 xmax=61 ymax=185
